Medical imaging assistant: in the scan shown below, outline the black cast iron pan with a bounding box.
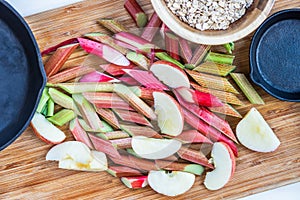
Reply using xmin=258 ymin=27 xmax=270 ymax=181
xmin=250 ymin=9 xmax=300 ymax=102
xmin=0 ymin=0 xmax=46 ymax=150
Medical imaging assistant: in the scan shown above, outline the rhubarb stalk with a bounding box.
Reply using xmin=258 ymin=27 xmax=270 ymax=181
xmin=193 ymin=62 xmax=236 ymax=77
xmin=47 ymin=109 xmax=76 ymax=126
xmin=205 ymin=51 xmax=235 ymax=65
xmin=124 ymin=0 xmax=148 ymax=28
xmin=165 ymin=32 xmax=180 ymax=61
xmin=189 ymin=44 xmax=211 ymax=68
xmin=97 ymin=18 xmax=129 ymax=33
xmin=179 ymin=38 xmax=193 ymax=63
xmin=113 ymin=108 xmax=153 ymax=127
xmin=141 ymin=12 xmax=162 ymax=42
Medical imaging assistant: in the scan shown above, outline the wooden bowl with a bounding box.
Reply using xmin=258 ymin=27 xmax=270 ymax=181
xmin=151 ymin=0 xmax=275 ymax=45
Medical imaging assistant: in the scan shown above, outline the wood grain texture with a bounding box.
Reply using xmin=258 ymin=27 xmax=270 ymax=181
xmin=0 ymin=0 xmax=300 ymax=199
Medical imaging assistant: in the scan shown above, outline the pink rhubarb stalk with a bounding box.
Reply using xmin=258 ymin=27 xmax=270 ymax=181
xmin=114 ymin=32 xmax=155 ymax=51
xmin=107 ymin=166 xmax=143 ymax=177
xmin=113 ymin=108 xmax=153 ymax=127
xmin=99 ymin=63 xmax=136 ymax=76
xmin=41 ymin=38 xmax=78 ymax=56
xmin=165 ymin=32 xmax=180 ymax=60
xmin=124 ymin=0 xmax=148 ymax=28
xmin=179 ymin=38 xmax=193 ymax=63
xmin=69 ymin=118 xmax=94 ymax=149
xmin=175 ymin=130 xmax=213 ymax=144
xmin=95 ymin=108 xmax=120 ymax=129
xmin=141 ymin=12 xmax=162 ymax=42
xmin=79 ymin=71 xmax=119 ymax=83
xmin=120 ymin=124 xmax=163 ymax=139
xmin=88 ymin=133 xmax=121 ymax=158
xmin=177 ymin=147 xmax=214 ymax=169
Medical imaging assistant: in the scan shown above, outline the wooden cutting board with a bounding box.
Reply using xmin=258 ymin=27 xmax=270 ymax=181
xmin=0 ymin=0 xmax=299 ymax=199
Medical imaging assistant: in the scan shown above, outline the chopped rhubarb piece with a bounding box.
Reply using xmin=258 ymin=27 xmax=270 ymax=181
xmin=118 ymin=76 xmax=141 ymax=86
xmin=113 ymin=84 xmax=157 ymax=120
xmin=155 ymin=52 xmax=185 ymax=69
xmin=175 ymin=87 xmax=224 ymax=107
xmin=79 ymin=71 xmax=119 ymax=83
xmin=77 ymin=118 xmax=113 ymax=133
xmin=121 ymin=176 xmax=148 ymax=189
xmin=48 ymin=88 xmax=79 ymax=114
xmin=36 ymin=88 xmax=49 ymax=113
xmin=54 ymin=82 xmax=115 ymax=94
xmin=109 ymin=154 xmax=157 ymax=171
xmin=120 ymin=124 xmax=163 ymax=139
xmin=129 ymin=86 xmax=157 ymax=100
xmin=47 ymin=99 xmax=55 ymax=117
xmin=84 ymin=32 xmax=128 ymax=55
xmin=72 ymin=94 xmax=103 ymax=130
xmin=107 ymin=166 xmax=143 ymax=177
xmin=124 ymin=0 xmax=148 ymax=28
xmin=99 ymin=63 xmax=136 ymax=76
xmin=78 ymin=38 xmax=130 ymax=66
xmin=126 ymin=52 xmax=150 ymax=70
xmin=48 ymin=66 xmax=95 ymax=84
xmin=95 ymin=108 xmax=120 ymax=129
xmin=113 ymin=109 xmax=153 ymax=127
xmin=110 ymin=138 xmax=132 ymax=149
xmin=177 ymin=147 xmax=214 ymax=169
xmin=69 ymin=118 xmax=94 ymax=149
xmin=114 ymin=39 xmax=139 ymax=52
xmin=165 ymin=32 xmax=180 ymax=61
xmin=96 ymin=131 xmax=129 ymax=140
xmin=97 ymin=18 xmax=129 ymax=33
xmin=205 ymin=51 xmax=235 ymax=65
xmin=189 ymin=44 xmax=211 ymax=68
xmin=89 ymin=133 xmax=121 ymax=158
xmin=159 ymin=23 xmax=170 ymax=39
xmin=41 ymin=38 xmax=78 ymax=56
xmin=209 ymin=103 xmax=242 ymax=118
xmin=179 ymin=38 xmax=193 ymax=64
xmin=141 ymin=12 xmax=162 ymax=42
xmin=47 ymin=109 xmax=76 ymax=126
xmin=193 ymin=62 xmax=236 ymax=77
xmin=155 ymin=160 xmax=204 ymax=175
xmin=44 ymin=43 xmax=79 ymax=77
xmin=114 ymin=32 xmax=155 ymax=51
xmin=175 ymin=130 xmax=213 ymax=144
xmin=123 ymin=69 xmax=168 ymax=90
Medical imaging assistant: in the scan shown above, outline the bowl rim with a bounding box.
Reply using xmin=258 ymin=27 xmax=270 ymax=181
xmin=151 ymin=0 xmax=275 ymax=45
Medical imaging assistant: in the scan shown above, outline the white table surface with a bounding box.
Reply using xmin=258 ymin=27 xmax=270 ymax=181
xmin=5 ymin=0 xmax=300 ymax=199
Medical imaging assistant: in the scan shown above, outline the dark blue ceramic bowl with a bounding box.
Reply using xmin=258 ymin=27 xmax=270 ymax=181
xmin=250 ymin=9 xmax=300 ymax=102
xmin=0 ymin=1 xmax=46 ymax=151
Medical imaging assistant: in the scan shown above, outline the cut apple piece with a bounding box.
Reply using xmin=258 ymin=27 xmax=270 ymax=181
xmin=204 ymin=142 xmax=236 ymax=190
xmin=150 ymin=60 xmax=190 ymax=88
xmin=31 ymin=112 xmax=66 ymax=144
xmin=148 ymin=170 xmax=195 ymax=196
xmin=131 ymin=136 xmax=182 ymax=160
xmin=121 ymin=176 xmax=148 ymax=189
xmin=153 ymin=92 xmax=184 ymax=136
xmin=236 ymin=108 xmax=280 ymax=152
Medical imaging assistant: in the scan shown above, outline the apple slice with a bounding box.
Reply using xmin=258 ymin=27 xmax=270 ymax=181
xmin=121 ymin=176 xmax=148 ymax=189
xmin=204 ymin=142 xmax=236 ymax=190
xmin=150 ymin=60 xmax=190 ymax=88
xmin=236 ymin=107 xmax=280 ymax=152
xmin=31 ymin=112 xmax=66 ymax=144
xmin=131 ymin=136 xmax=182 ymax=160
xmin=148 ymin=170 xmax=195 ymax=196
xmin=153 ymin=92 xmax=184 ymax=136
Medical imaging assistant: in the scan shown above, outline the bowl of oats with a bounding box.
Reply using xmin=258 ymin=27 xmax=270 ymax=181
xmin=151 ymin=0 xmax=275 ymax=45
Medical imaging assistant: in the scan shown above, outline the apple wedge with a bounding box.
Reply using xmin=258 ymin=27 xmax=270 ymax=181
xmin=150 ymin=60 xmax=190 ymax=88
xmin=153 ymin=92 xmax=184 ymax=136
xmin=31 ymin=112 xmax=66 ymax=144
xmin=148 ymin=170 xmax=195 ymax=196
xmin=204 ymin=142 xmax=236 ymax=190
xmin=236 ymin=107 xmax=280 ymax=152
xmin=131 ymin=136 xmax=182 ymax=160
xmin=121 ymin=176 xmax=148 ymax=189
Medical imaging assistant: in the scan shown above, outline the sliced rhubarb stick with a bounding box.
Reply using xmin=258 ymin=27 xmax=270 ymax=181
xmin=110 ymin=138 xmax=132 ymax=149
xmin=165 ymin=32 xmax=180 ymax=61
xmin=47 ymin=109 xmax=76 ymax=126
xmin=107 ymin=166 xmax=143 ymax=177
xmin=113 ymin=84 xmax=156 ymax=120
xmin=85 ymin=32 xmax=128 ymax=55
xmin=182 ymin=108 xmax=238 ymax=156
xmin=205 ymin=51 xmax=235 ymax=65
xmin=47 ymin=99 xmax=55 ymax=117
xmin=48 ymin=66 xmax=95 ymax=84
xmin=95 ymin=107 xmax=120 ymax=129
xmin=54 ymin=82 xmax=115 ymax=94
xmin=126 ymin=52 xmax=150 ymax=70
xmin=83 ymin=92 xmax=134 ymax=111
xmin=79 ymin=71 xmax=119 ymax=83
xmin=41 ymin=38 xmax=78 ymax=56
xmin=78 ymin=118 xmax=113 ymax=133
xmin=129 ymin=86 xmax=157 ymax=100
xmin=189 ymin=44 xmax=211 ymax=68
xmin=177 ymin=147 xmax=214 ymax=169
xmin=191 ymin=82 xmax=243 ymax=105
xmin=124 ymin=0 xmax=148 ymax=28
xmin=89 ymin=133 xmax=121 ymax=158
xmin=121 ymin=176 xmax=148 ymax=189
xmin=209 ymin=103 xmax=242 ymax=118
xmin=36 ymin=88 xmax=49 ymax=113
xmin=44 ymin=43 xmax=79 ymax=77
xmin=110 ymin=154 xmax=157 ymax=171
xmin=96 ymin=131 xmax=129 ymax=140
xmin=97 ymin=18 xmax=129 ymax=33
xmin=155 ymin=52 xmax=185 ymax=69
xmin=159 ymin=23 xmax=170 ymax=39
xmin=175 ymin=87 xmax=224 ymax=107
xmin=120 ymin=124 xmax=163 ymax=139
xmin=72 ymin=94 xmax=103 ymax=130
xmin=114 ymin=39 xmax=139 ymax=52
xmin=193 ymin=62 xmax=236 ymax=77
xmin=113 ymin=109 xmax=153 ymax=127
xmin=69 ymin=118 xmax=94 ymax=149
xmin=123 ymin=69 xmax=168 ymax=90
xmin=155 ymin=159 xmax=204 ymax=175
xmin=99 ymin=63 xmax=136 ymax=76
xmin=48 ymin=88 xmax=78 ymax=113
xmin=114 ymin=32 xmax=155 ymax=51
xmin=179 ymin=38 xmax=193 ymax=64
xmin=118 ymin=76 xmax=141 ymax=86
xmin=230 ymin=73 xmax=265 ymax=105
xmin=186 ymin=70 xmax=239 ymax=94
xmin=141 ymin=12 xmax=162 ymax=42
xmin=175 ymin=130 xmax=213 ymax=144
xmin=78 ymin=38 xmax=130 ymax=66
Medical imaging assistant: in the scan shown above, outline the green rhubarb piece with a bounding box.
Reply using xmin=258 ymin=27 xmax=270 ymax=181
xmin=184 ymin=64 xmax=196 ymax=70
xmin=223 ymin=42 xmax=235 ymax=54
xmin=78 ymin=118 xmax=113 ymax=133
xmin=47 ymin=109 xmax=76 ymax=126
xmin=48 ymin=88 xmax=75 ymax=110
xmin=54 ymin=82 xmax=115 ymax=94
xmin=47 ymin=99 xmax=55 ymax=117
xmin=36 ymin=87 xmax=49 ymax=113
xmin=193 ymin=61 xmax=236 ymax=77
xmin=205 ymin=51 xmax=235 ymax=65
xmin=41 ymin=102 xmax=48 ymax=116
xmin=155 ymin=52 xmax=185 ymax=69
xmin=126 ymin=51 xmax=149 ymax=70
xmin=183 ymin=164 xmax=204 ymax=176
xmin=230 ymin=73 xmax=265 ymax=105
